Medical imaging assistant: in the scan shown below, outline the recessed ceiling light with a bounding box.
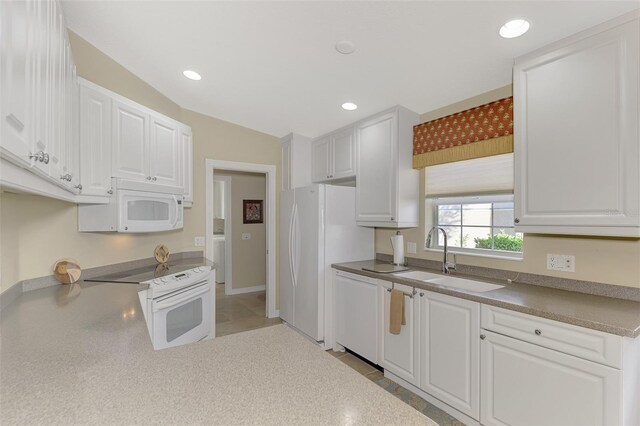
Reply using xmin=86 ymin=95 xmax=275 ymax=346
xmin=183 ymin=70 xmax=202 ymax=81
xmin=341 ymin=102 xmax=358 ymax=111
xmin=499 ymin=19 xmax=531 ymax=39
xmin=335 ymin=40 xmax=356 ymax=55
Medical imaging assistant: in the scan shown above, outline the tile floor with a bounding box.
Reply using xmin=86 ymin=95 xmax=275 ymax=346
xmin=215 ymin=283 xmax=281 ymax=337
xmin=329 ymin=350 xmax=465 ymax=426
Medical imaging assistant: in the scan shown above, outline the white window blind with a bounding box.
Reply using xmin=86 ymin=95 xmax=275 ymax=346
xmin=425 ymin=153 xmax=514 ymax=197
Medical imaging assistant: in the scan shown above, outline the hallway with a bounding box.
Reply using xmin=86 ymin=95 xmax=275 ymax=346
xmin=215 ymin=284 xmax=281 ymax=337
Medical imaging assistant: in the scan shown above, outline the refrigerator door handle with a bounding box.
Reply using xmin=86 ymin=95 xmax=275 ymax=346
xmin=291 ymin=203 xmax=298 ymax=287
xmin=289 ymin=202 xmax=296 ymax=288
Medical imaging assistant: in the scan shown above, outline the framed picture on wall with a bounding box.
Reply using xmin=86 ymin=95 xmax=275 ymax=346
xmin=243 ymin=199 xmax=263 ymax=224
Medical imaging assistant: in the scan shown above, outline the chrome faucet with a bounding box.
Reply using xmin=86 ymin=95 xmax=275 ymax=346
xmin=426 ymin=227 xmax=456 ymax=274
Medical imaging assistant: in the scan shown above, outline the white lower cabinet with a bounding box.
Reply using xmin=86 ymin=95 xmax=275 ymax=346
xmin=421 ymin=291 xmax=480 ymax=420
xmin=334 ymin=271 xmax=379 ymax=364
xmin=379 ymin=281 xmax=420 ymax=387
xmin=480 ymin=330 xmax=620 ymax=426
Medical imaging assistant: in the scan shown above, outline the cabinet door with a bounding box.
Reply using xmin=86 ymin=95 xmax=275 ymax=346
xmin=47 ymin=1 xmax=65 ymax=182
xmin=331 ymin=127 xmax=356 ymax=180
xmin=30 ymin=0 xmax=51 ymax=175
xmin=421 ymin=291 xmax=480 ymax=420
xmin=481 ymin=330 xmax=620 ymax=426
xmin=311 ymin=137 xmax=331 ymax=182
xmin=334 ymin=273 xmax=378 ymax=364
xmin=380 ymin=282 xmax=420 ymax=386
xmin=355 ymin=111 xmax=397 ymax=223
xmin=514 ymin=18 xmax=639 ymax=233
xmin=0 ymin=0 xmax=36 ymax=167
xmin=112 ymin=100 xmax=149 ymax=182
xmin=79 ymin=84 xmax=112 ymax=196
xmin=149 ymin=115 xmax=181 ymax=187
xmin=181 ymin=127 xmax=193 ymax=205
xmin=64 ymin=43 xmax=80 ymax=191
xmin=281 ymin=137 xmax=292 ymax=191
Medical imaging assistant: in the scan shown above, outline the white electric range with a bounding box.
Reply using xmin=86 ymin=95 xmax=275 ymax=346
xmin=138 ymin=266 xmax=215 ymax=350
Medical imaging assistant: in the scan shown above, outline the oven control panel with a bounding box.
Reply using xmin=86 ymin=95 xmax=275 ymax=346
xmin=144 ymin=266 xmax=212 ymax=298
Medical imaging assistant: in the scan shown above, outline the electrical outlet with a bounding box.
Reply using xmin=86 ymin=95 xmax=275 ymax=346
xmin=547 ymin=254 xmax=575 ymax=272
xmin=194 ymin=236 xmax=205 ymax=247
xmin=407 ymin=242 xmax=417 ymax=254
xmin=241 ymin=233 xmax=251 ymax=240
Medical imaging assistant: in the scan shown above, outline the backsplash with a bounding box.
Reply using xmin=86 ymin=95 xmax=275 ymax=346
xmin=376 ymin=253 xmax=640 ymax=302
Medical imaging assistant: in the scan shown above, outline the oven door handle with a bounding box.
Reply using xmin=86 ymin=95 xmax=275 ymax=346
xmin=153 ymin=285 xmax=210 ymax=312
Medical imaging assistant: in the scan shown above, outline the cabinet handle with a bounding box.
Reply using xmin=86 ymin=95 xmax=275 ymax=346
xmin=390 ymin=217 xmax=395 ymax=221
xmin=107 ymin=189 xmax=113 ymax=195
xmin=419 ymin=292 xmax=424 ymax=297
xmin=480 ymin=334 xmax=486 ymax=340
xmin=74 ymin=184 xmax=82 ymax=190
xmin=29 ymin=151 xmax=45 ymax=162
xmin=514 ymin=218 xmax=520 ymax=224
xmin=152 ymin=177 xmax=157 ymax=181
xmin=43 ymin=153 xmax=49 ymax=164
xmin=60 ymin=174 xmax=72 ymax=182
xmin=535 ymin=329 xmax=542 ymax=336
xmin=146 ymin=176 xmax=152 ymax=180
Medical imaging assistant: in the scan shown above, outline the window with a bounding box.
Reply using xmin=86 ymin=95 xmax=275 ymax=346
xmin=429 ymin=194 xmax=523 ymax=258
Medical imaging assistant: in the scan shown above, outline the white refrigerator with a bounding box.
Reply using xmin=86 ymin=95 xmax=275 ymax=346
xmin=280 ymin=184 xmax=374 ymax=347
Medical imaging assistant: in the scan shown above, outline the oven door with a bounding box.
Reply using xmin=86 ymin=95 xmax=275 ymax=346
xmin=151 ymin=281 xmax=211 ymax=350
xmin=118 ymin=190 xmax=183 ymax=232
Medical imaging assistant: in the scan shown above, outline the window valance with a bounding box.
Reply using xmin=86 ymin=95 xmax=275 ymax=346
xmin=413 ymin=97 xmax=513 ymax=169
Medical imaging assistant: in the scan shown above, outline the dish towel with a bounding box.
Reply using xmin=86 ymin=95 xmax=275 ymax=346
xmin=389 ymin=289 xmax=406 ymax=335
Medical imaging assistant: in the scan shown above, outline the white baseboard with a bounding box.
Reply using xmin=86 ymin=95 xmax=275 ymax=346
xmin=226 ymin=284 xmax=265 ymax=295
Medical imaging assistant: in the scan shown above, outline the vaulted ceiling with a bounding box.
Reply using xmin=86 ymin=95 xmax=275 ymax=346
xmin=62 ymin=1 xmax=640 ymax=137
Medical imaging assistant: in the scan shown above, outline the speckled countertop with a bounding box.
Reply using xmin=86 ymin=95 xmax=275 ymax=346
xmin=333 ymin=260 xmax=640 ymax=338
xmin=0 ymin=281 xmax=433 ymax=425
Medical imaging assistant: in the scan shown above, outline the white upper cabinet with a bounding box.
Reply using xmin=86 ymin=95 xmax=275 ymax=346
xmin=311 ymin=136 xmax=332 ymax=182
xmin=311 ymin=128 xmax=356 ymax=183
xmin=112 ymin=101 xmax=149 ymax=182
xmin=331 ymin=127 xmax=356 ymax=180
xmin=514 ymin=13 xmax=640 ymax=237
xmin=356 ymin=106 xmax=419 ymax=227
xmin=181 ymin=127 xmax=193 ymax=206
xmin=0 ymin=0 xmax=36 ymax=168
xmin=149 ymin=115 xmax=181 ymax=187
xmin=79 ymin=81 xmax=112 ymax=196
xmin=281 ymin=133 xmax=311 ymax=191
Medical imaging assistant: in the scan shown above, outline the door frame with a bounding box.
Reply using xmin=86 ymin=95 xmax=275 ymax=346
xmin=213 ymin=175 xmax=233 ymax=294
xmin=205 ymin=159 xmax=278 ymax=318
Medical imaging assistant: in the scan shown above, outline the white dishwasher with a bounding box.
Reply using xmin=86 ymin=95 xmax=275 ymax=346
xmin=334 ymin=270 xmax=379 ymax=364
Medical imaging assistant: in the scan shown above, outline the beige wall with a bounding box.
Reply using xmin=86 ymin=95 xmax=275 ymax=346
xmin=376 ymin=85 xmax=640 ymax=288
xmin=215 ymin=171 xmax=266 ymax=290
xmin=0 ymin=32 xmax=280 ymax=294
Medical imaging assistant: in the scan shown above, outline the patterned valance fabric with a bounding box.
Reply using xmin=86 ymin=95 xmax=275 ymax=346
xmin=413 ymin=97 xmax=514 ymax=169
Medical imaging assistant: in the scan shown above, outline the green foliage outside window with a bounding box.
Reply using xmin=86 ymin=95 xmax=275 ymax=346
xmin=474 ymin=231 xmax=523 ymax=252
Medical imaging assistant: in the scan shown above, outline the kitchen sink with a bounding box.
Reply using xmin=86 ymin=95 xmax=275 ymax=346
xmin=392 ymin=270 xmax=504 ymax=293
xmin=392 ymin=270 xmax=443 ymax=281
xmin=427 ymin=276 xmax=504 ymax=293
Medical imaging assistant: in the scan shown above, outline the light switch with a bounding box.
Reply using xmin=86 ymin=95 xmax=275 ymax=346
xmin=241 ymin=233 xmax=251 ymax=240
xmin=194 ymin=236 xmax=205 ymax=247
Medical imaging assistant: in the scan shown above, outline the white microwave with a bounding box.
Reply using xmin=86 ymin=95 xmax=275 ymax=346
xmin=79 ymin=179 xmax=184 ymax=233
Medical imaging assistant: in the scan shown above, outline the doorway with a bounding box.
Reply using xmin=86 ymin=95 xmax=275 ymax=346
xmin=205 ymin=159 xmax=278 ymax=323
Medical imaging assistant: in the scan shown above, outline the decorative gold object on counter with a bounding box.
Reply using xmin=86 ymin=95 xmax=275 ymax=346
xmin=53 ymin=258 xmax=82 ymax=284
xmin=154 ymin=244 xmax=170 ymax=264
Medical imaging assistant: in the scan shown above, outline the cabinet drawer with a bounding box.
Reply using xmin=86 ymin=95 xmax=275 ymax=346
xmin=481 ymin=305 xmax=622 ymax=368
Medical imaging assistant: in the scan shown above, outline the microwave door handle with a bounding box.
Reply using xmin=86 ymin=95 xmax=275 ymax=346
xmin=170 ymin=195 xmax=179 ymax=227
xmin=153 ymin=286 xmax=210 ymax=312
